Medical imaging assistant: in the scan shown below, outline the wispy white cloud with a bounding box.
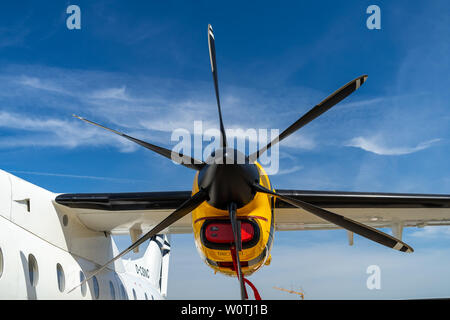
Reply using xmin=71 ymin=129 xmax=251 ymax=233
xmin=410 ymin=226 xmax=450 ymax=238
xmin=275 ymin=165 xmax=303 ymax=175
xmin=89 ymin=86 xmax=132 ymax=101
xmin=346 ymin=136 xmax=441 ymax=156
xmin=281 ymin=132 xmax=316 ymax=150
xmin=338 ymin=93 xmax=429 ymax=110
xmin=9 ymin=170 xmax=147 ymax=183
xmin=0 ymin=111 xmax=137 ymax=152
xmin=16 ymin=75 xmax=68 ymax=94
xmin=338 ymin=97 xmax=386 ymax=109
xmin=0 ymin=59 xmax=445 ymax=174
xmin=0 ymin=65 xmax=321 ymax=159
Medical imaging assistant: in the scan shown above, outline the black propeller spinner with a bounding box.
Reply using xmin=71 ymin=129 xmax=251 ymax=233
xmin=198 ymin=148 xmax=259 ymax=210
xmin=68 ymin=24 xmax=413 ymax=300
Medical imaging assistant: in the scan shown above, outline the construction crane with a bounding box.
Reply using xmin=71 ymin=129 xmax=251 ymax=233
xmin=273 ymin=286 xmax=305 ymax=300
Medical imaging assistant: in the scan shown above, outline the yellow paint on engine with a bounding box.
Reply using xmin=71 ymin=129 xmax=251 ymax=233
xmin=191 ymin=162 xmax=275 ymax=277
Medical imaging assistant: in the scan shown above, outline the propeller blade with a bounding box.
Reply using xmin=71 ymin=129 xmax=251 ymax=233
xmin=228 ymin=202 xmax=248 ymax=300
xmin=229 ymin=203 xmax=242 ymax=252
xmin=253 ymin=183 xmax=414 ymax=253
xmin=67 ymin=189 xmax=209 ymax=294
xmin=248 ymin=75 xmax=368 ymax=161
xmin=208 ymin=24 xmax=227 ymax=148
xmin=73 ymin=115 xmax=205 ymax=170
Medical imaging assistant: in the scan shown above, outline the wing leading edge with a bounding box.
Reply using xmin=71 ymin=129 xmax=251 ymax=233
xmin=274 ymin=190 xmax=450 ymax=231
xmin=54 ymin=190 xmax=450 ymax=234
xmin=54 ymin=191 xmax=193 ymax=234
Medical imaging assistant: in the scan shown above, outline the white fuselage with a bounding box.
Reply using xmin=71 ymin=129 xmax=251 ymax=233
xmin=0 ymin=169 xmax=168 ymax=300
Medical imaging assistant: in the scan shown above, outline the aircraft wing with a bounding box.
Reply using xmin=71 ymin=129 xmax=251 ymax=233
xmin=274 ymin=190 xmax=450 ymax=232
xmin=54 ymin=191 xmax=193 ymax=234
xmin=54 ymin=189 xmax=450 ymax=235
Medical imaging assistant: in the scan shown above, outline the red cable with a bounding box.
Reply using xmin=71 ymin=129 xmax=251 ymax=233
xmin=243 ymin=278 xmax=261 ymax=300
xmin=230 ymin=247 xmax=261 ymax=300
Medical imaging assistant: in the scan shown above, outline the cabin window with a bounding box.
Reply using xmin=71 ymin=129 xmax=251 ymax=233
xmin=28 ymin=254 xmax=39 ymax=287
xmin=62 ymin=215 xmax=69 ymax=227
xmin=132 ymin=288 xmax=137 ymax=300
xmin=0 ymin=248 xmax=3 ymax=278
xmin=120 ymin=284 xmax=127 ymax=300
xmin=109 ymin=281 xmax=116 ymax=300
xmin=92 ymin=276 xmax=99 ymax=299
xmin=56 ymin=263 xmax=65 ymax=292
xmin=80 ymin=272 xmax=87 ymax=297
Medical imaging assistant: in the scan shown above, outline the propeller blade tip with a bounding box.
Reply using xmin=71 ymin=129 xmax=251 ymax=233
xmin=208 ymin=24 xmax=214 ymax=39
xmin=355 ymin=75 xmax=368 ymax=89
xmin=393 ymin=241 xmax=414 ymax=253
xmin=406 ymin=245 xmax=414 ymax=253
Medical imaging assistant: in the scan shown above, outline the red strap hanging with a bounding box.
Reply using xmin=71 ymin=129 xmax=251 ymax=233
xmin=243 ymin=278 xmax=261 ymax=300
xmin=230 ymin=247 xmax=261 ymax=300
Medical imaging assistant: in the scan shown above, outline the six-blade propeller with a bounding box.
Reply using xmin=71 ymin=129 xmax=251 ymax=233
xmin=70 ymin=24 xmax=413 ymax=299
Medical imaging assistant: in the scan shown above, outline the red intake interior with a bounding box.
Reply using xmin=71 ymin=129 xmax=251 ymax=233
xmin=205 ymin=221 xmax=255 ymax=243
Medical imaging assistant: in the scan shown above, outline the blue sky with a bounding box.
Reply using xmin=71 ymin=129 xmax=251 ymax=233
xmin=0 ymin=1 xmax=449 ymax=299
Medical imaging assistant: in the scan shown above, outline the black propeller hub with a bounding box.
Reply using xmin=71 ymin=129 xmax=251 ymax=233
xmin=198 ymin=148 xmax=260 ymax=210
